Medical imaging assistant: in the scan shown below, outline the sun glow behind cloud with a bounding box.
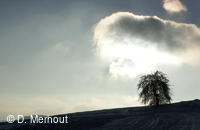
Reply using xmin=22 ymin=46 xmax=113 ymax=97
xmin=96 ymin=38 xmax=181 ymax=78
xmin=94 ymin=12 xmax=200 ymax=78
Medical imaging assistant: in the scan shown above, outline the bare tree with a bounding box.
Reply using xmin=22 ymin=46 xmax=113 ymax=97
xmin=138 ymin=71 xmax=172 ymax=106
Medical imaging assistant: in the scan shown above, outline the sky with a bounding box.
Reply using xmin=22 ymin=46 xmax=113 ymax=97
xmin=0 ymin=0 xmax=200 ymax=121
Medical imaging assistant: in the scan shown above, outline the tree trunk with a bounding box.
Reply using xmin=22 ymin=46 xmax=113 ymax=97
xmin=155 ymin=94 xmax=159 ymax=107
xmin=153 ymin=88 xmax=159 ymax=107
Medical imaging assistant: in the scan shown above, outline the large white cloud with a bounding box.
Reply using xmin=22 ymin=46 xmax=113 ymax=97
xmin=163 ymin=0 xmax=187 ymax=13
xmin=93 ymin=12 xmax=200 ymax=78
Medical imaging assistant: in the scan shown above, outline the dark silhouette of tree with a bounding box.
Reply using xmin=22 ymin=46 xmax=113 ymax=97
xmin=138 ymin=71 xmax=172 ymax=106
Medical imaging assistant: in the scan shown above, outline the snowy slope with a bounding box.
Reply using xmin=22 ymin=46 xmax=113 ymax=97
xmin=0 ymin=99 xmax=200 ymax=130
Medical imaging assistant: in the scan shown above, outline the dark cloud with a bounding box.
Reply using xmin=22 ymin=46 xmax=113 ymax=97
xmin=95 ymin=12 xmax=200 ymax=52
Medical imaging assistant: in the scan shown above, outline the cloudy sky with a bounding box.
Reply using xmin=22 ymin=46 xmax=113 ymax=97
xmin=0 ymin=0 xmax=200 ymax=121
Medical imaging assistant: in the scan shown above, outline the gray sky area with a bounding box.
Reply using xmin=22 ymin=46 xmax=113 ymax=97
xmin=0 ymin=0 xmax=200 ymax=121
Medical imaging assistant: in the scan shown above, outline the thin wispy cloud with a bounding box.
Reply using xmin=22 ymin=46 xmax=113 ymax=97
xmin=94 ymin=12 xmax=200 ymax=78
xmin=43 ymin=41 xmax=70 ymax=57
xmin=163 ymin=0 xmax=187 ymax=13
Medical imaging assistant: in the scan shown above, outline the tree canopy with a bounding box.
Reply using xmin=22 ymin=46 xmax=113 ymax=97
xmin=138 ymin=71 xmax=172 ymax=106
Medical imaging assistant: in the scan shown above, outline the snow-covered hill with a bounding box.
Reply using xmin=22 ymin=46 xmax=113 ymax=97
xmin=1 ymin=99 xmax=200 ymax=130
